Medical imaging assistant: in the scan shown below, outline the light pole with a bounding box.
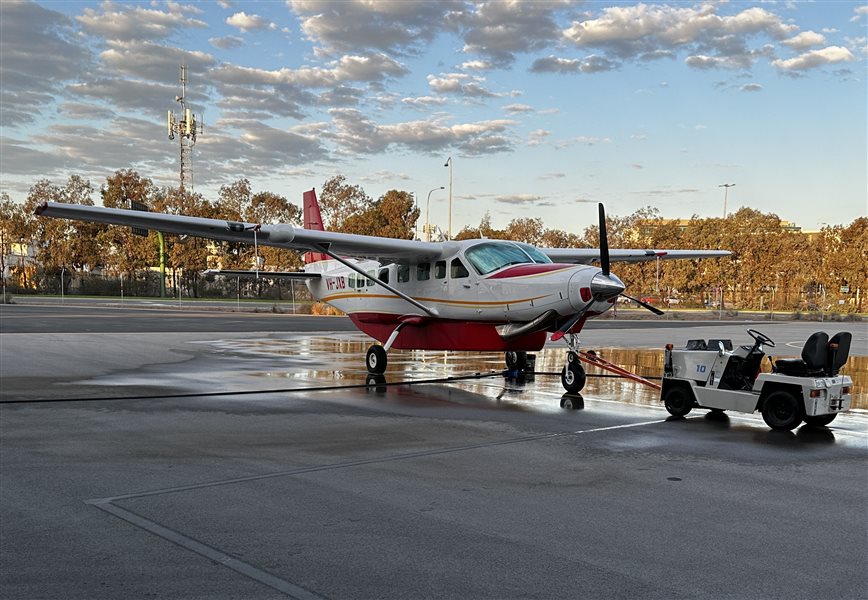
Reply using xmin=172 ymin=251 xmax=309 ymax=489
xmin=426 ymin=186 xmax=444 ymax=242
xmin=444 ymin=156 xmax=453 ymax=239
xmin=719 ymin=183 xmax=735 ymax=218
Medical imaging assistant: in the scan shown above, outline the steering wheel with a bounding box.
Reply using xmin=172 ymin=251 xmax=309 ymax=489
xmin=747 ymin=328 xmax=775 ymax=348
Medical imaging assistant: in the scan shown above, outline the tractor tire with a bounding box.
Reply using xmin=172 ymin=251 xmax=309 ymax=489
xmin=761 ymin=390 xmax=803 ymax=431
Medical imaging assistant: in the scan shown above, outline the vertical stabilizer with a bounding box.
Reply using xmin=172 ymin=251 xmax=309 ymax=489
xmin=303 ymin=188 xmax=329 ymax=264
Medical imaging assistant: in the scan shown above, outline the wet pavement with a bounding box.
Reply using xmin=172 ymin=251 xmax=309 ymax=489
xmin=1 ymin=305 xmax=867 ymax=599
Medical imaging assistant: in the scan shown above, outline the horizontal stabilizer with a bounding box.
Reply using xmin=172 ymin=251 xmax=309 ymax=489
xmin=203 ymin=269 xmax=320 ymax=280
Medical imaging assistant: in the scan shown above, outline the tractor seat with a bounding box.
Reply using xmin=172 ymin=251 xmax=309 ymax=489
xmin=827 ymin=332 xmax=852 ymax=376
xmin=774 ymin=331 xmax=829 ymax=377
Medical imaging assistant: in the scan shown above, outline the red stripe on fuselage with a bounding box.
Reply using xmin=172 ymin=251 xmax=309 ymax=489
xmin=348 ymin=313 xmax=547 ymax=351
xmin=487 ymin=263 xmax=575 ymax=279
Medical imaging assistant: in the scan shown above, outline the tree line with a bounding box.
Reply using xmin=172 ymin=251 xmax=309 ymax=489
xmin=1 ymin=169 xmax=865 ymax=313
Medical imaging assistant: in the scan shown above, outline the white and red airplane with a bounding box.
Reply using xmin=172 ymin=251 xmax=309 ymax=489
xmin=37 ymin=190 xmax=729 ymax=393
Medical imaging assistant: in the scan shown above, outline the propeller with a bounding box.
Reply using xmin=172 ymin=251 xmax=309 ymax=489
xmin=620 ymin=294 xmax=665 ymax=316
xmin=550 ymin=203 xmax=660 ymax=342
xmin=598 ymin=203 xmax=610 ymax=277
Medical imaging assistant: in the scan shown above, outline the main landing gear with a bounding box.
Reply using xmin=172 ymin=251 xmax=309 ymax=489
xmin=366 ymin=321 xmax=411 ymax=374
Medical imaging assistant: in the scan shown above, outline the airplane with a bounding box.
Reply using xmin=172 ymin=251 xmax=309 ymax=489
xmin=36 ymin=190 xmax=730 ymax=394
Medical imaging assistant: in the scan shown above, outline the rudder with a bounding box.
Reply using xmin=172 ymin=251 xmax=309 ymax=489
xmin=303 ymin=188 xmax=329 ymax=264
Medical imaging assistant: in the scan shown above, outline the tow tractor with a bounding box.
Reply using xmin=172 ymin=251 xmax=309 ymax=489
xmin=661 ymin=329 xmax=853 ymax=431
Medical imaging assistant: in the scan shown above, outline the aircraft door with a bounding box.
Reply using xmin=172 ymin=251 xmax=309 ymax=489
xmin=446 ymin=257 xmax=480 ymax=316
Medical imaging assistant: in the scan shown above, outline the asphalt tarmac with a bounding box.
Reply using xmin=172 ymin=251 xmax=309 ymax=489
xmin=1 ymin=303 xmax=866 ymax=600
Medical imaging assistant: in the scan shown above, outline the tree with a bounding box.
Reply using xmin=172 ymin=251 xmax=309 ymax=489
xmin=0 ymin=194 xmax=31 ymax=290
xmin=154 ymin=188 xmax=216 ymax=297
xmin=318 ymin=175 xmax=371 ymax=232
xmin=98 ymin=170 xmax=160 ymax=292
xmin=23 ymin=176 xmax=101 ymax=292
xmin=343 ymin=189 xmax=418 ymax=239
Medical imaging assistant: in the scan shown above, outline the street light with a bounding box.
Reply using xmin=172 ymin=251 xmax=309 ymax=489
xmin=444 ymin=156 xmax=453 ymax=239
xmin=425 ymin=186 xmax=444 ymax=242
xmin=719 ymin=183 xmax=735 ymax=218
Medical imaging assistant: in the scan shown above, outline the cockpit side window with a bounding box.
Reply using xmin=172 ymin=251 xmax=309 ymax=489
xmin=434 ymin=260 xmax=446 ymax=279
xmin=451 ymin=258 xmax=469 ymax=279
xmin=378 ymin=267 xmax=389 ymax=284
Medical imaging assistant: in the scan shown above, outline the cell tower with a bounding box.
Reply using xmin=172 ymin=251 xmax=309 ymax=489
xmin=167 ymin=65 xmax=201 ymax=191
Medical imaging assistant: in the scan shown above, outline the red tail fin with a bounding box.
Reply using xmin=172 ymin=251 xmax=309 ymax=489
xmin=303 ymin=188 xmax=329 ymax=264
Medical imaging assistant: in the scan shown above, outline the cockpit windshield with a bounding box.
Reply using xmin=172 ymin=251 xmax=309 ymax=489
xmin=464 ymin=241 xmax=552 ymax=276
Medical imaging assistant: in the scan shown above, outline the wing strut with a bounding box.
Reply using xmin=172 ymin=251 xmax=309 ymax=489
xmin=314 ymin=244 xmax=439 ymax=318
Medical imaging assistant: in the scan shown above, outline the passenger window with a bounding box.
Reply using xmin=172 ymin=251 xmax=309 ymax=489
xmin=417 ymin=263 xmax=430 ymax=281
xmin=348 ymin=274 xmax=356 ymax=288
xmin=434 ymin=260 xmax=446 ymax=279
xmin=378 ymin=267 xmax=389 ymax=284
xmin=397 ymin=263 xmax=410 ymax=283
xmin=451 ymin=258 xmax=469 ymax=279
xmin=366 ymin=271 xmax=375 ymax=287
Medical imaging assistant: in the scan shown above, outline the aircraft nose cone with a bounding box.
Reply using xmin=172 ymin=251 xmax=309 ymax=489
xmin=590 ymin=272 xmax=625 ymax=299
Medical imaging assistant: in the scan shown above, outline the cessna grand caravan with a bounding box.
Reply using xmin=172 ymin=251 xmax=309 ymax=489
xmin=37 ymin=189 xmax=729 ymax=393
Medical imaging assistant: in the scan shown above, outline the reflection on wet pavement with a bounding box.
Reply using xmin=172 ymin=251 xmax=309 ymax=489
xmin=181 ymin=333 xmax=866 ymax=411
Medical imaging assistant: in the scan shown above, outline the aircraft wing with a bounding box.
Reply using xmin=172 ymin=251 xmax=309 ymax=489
xmin=541 ymin=248 xmax=731 ymax=264
xmin=203 ymin=269 xmax=320 ymax=280
xmin=35 ymin=202 xmax=451 ymax=262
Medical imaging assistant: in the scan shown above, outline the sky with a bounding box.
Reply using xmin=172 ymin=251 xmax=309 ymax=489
xmin=1 ymin=0 xmax=866 ymax=235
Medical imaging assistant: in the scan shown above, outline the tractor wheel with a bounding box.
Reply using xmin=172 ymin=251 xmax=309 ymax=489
xmin=761 ymin=390 xmax=803 ymax=431
xmin=663 ymin=385 xmax=693 ymax=417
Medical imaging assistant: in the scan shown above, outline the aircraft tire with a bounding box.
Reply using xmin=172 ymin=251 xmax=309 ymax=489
xmin=803 ymin=413 xmax=837 ymax=427
xmin=505 ymin=351 xmax=527 ymax=370
xmin=561 ymin=361 xmax=586 ymax=393
xmin=366 ymin=345 xmax=387 ymax=374
xmin=761 ymin=390 xmax=803 ymax=431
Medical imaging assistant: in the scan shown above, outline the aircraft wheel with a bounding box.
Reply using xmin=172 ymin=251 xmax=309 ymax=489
xmin=663 ymin=385 xmax=693 ymax=417
xmin=803 ymin=413 xmax=837 ymax=427
xmin=761 ymin=390 xmax=803 ymax=431
xmin=561 ymin=361 xmax=586 ymax=393
xmin=366 ymin=345 xmax=387 ymax=374
xmin=505 ymin=351 xmax=527 ymax=370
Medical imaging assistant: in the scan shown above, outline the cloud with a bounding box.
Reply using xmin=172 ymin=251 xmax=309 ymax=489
xmin=209 ymin=35 xmax=244 ymax=49
xmin=328 ymin=109 xmax=516 ymax=156
xmin=562 ymin=4 xmax=796 ymax=70
xmin=226 ymin=11 xmax=274 ymax=33
xmin=495 ymin=194 xmax=547 ymax=205
xmin=427 ymin=72 xmax=504 ymax=98
xmin=740 ymin=83 xmax=762 ymax=92
xmin=554 ymin=136 xmax=611 ymax=149
xmin=460 ymin=1 xmax=570 ymax=67
xmin=530 ymin=55 xmax=618 ymax=74
xmin=851 ymin=6 xmax=868 ymax=22
xmin=781 ymin=31 xmax=826 ymax=50
xmin=400 ymin=96 xmax=447 ymax=109
xmin=0 ymin=1 xmax=93 ymax=126
xmin=528 ymin=129 xmax=551 ymax=146
xmin=771 ymin=46 xmax=855 ymax=71
xmin=212 ymin=53 xmax=408 ymax=88
xmin=99 ymin=41 xmax=216 ymax=81
xmin=289 ymin=0 xmax=460 ymax=56
xmin=503 ymin=103 xmax=534 ymax=114
xmin=77 ymin=2 xmax=206 ymax=41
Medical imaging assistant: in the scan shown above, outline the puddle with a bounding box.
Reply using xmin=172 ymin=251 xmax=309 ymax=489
xmin=191 ymin=334 xmax=868 ymax=411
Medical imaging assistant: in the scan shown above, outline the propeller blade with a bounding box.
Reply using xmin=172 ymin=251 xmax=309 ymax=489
xmin=598 ymin=203 xmax=610 ymax=277
xmin=621 ymin=294 xmax=665 ymax=316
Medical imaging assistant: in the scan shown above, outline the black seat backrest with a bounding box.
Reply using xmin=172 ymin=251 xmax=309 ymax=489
xmin=828 ymin=332 xmax=852 ymax=375
xmin=686 ymin=339 xmax=707 ymax=350
xmin=708 ymin=339 xmax=732 ymax=351
xmin=801 ymin=332 xmax=829 ymax=371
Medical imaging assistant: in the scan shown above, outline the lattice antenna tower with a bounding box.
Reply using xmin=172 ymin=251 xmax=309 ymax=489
xmin=167 ymin=65 xmax=202 ymax=192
